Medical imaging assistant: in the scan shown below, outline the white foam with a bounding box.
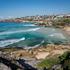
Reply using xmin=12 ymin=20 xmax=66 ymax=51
xmin=24 ymin=40 xmax=44 ymax=49
xmin=49 ymin=33 xmax=66 ymax=39
xmin=0 ymin=37 xmax=25 ymax=47
xmin=22 ymin=24 xmax=36 ymax=26
xmin=0 ymin=28 xmax=40 ymax=35
xmin=52 ymin=29 xmax=56 ymax=31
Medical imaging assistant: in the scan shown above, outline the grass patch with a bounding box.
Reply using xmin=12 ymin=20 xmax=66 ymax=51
xmin=37 ymin=57 xmax=59 ymax=68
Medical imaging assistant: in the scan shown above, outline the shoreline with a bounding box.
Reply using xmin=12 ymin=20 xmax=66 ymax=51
xmin=0 ymin=44 xmax=70 ymax=67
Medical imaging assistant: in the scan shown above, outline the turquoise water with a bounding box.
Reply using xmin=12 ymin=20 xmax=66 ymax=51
xmin=0 ymin=22 xmax=70 ymax=48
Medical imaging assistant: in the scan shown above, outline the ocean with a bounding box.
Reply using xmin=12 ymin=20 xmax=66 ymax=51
xmin=0 ymin=22 xmax=70 ymax=48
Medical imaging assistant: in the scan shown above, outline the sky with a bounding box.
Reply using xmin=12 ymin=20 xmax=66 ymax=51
xmin=0 ymin=0 xmax=70 ymax=18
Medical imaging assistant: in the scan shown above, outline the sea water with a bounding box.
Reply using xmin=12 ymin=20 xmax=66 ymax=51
xmin=0 ymin=22 xmax=70 ymax=48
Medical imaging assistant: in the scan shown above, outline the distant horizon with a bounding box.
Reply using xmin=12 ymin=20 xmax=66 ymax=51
xmin=0 ymin=0 xmax=70 ymax=18
xmin=0 ymin=13 xmax=70 ymax=18
xmin=0 ymin=13 xmax=70 ymax=19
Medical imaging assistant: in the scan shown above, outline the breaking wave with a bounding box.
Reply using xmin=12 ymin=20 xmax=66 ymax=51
xmin=0 ymin=37 xmax=25 ymax=47
xmin=0 ymin=28 xmax=40 ymax=35
xmin=22 ymin=24 xmax=36 ymax=26
xmin=24 ymin=40 xmax=45 ymax=49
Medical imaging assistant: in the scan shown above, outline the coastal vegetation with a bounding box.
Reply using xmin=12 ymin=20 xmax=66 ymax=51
xmin=59 ymin=51 xmax=70 ymax=70
xmin=37 ymin=56 xmax=59 ymax=69
xmin=37 ymin=51 xmax=70 ymax=70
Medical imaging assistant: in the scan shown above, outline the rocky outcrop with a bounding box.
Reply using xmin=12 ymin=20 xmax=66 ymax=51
xmin=0 ymin=63 xmax=11 ymax=70
xmin=34 ymin=44 xmax=70 ymax=59
xmin=0 ymin=44 xmax=70 ymax=60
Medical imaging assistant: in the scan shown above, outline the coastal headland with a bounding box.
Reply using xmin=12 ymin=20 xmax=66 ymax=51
xmin=0 ymin=44 xmax=70 ymax=70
